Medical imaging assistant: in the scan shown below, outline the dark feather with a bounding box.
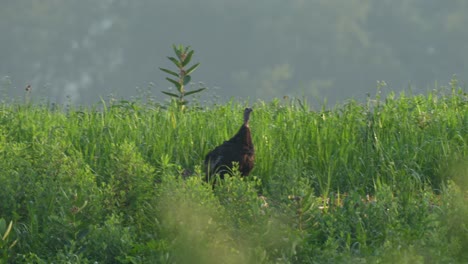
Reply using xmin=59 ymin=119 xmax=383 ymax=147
xmin=205 ymin=108 xmax=255 ymax=184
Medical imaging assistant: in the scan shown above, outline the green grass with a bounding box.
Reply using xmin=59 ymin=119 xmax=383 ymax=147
xmin=0 ymin=87 xmax=467 ymax=263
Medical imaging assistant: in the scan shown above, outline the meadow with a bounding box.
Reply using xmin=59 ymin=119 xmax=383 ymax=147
xmin=0 ymin=85 xmax=467 ymax=263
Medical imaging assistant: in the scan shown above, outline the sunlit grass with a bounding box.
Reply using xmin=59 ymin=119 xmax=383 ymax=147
xmin=0 ymin=86 xmax=467 ymax=263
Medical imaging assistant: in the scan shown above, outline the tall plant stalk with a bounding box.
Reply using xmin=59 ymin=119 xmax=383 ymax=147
xmin=160 ymin=44 xmax=205 ymax=110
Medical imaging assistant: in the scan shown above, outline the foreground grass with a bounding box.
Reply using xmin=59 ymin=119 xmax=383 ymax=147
xmin=0 ymin=87 xmax=467 ymax=263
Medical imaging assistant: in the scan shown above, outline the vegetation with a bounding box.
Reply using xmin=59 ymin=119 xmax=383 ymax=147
xmin=0 ymin=84 xmax=467 ymax=263
xmin=3 ymin=1 xmax=468 ymax=104
xmin=159 ymin=44 xmax=205 ymax=110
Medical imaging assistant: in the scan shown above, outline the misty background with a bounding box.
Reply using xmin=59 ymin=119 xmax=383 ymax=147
xmin=1 ymin=0 xmax=467 ymax=106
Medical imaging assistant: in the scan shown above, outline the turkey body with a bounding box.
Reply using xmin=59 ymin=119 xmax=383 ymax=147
xmin=204 ymin=108 xmax=255 ymax=183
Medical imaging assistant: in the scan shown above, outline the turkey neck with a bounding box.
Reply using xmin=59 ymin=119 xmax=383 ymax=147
xmin=241 ymin=109 xmax=253 ymax=147
xmin=243 ymin=110 xmax=251 ymax=127
xmin=242 ymin=125 xmax=253 ymax=148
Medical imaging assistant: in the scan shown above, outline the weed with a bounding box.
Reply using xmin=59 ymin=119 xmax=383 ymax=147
xmin=0 ymin=86 xmax=466 ymax=262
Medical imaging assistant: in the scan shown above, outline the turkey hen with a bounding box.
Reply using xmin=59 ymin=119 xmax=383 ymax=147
xmin=205 ymin=107 xmax=255 ymax=184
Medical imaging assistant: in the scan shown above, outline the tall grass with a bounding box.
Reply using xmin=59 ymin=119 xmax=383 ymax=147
xmin=0 ymin=86 xmax=467 ymax=263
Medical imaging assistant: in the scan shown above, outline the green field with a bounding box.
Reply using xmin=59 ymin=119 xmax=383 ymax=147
xmin=0 ymin=87 xmax=467 ymax=263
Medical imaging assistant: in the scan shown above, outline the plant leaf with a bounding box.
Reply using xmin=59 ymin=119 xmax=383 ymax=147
xmin=159 ymin=67 xmax=179 ymax=78
xmin=0 ymin=218 xmax=5 ymax=232
xmin=182 ymin=50 xmax=194 ymax=67
xmin=2 ymin=221 xmax=13 ymax=241
xmin=166 ymin=77 xmax=182 ymax=91
xmin=161 ymin=91 xmax=180 ymax=98
xmin=167 ymin=57 xmax=181 ymax=68
xmin=173 ymin=44 xmax=181 ymax=60
xmin=185 ymin=62 xmax=200 ymax=76
xmin=183 ymin=75 xmax=191 ymax=86
xmin=9 ymin=239 xmax=18 ymax=249
xmin=184 ymin=87 xmax=206 ymax=96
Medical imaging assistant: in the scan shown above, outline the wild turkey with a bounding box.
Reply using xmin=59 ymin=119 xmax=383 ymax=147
xmin=205 ymin=107 xmax=255 ymax=183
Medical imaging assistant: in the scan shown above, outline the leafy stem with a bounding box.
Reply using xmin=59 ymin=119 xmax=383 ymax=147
xmin=160 ymin=44 xmax=206 ymax=110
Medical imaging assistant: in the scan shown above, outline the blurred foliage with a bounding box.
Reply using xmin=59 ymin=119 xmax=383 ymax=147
xmin=1 ymin=0 xmax=467 ymax=104
xmin=0 ymin=84 xmax=466 ymax=262
xmin=0 ymin=219 xmax=18 ymax=261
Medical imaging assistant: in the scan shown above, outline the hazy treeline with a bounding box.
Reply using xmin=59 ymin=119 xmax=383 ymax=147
xmin=1 ymin=0 xmax=467 ymax=104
